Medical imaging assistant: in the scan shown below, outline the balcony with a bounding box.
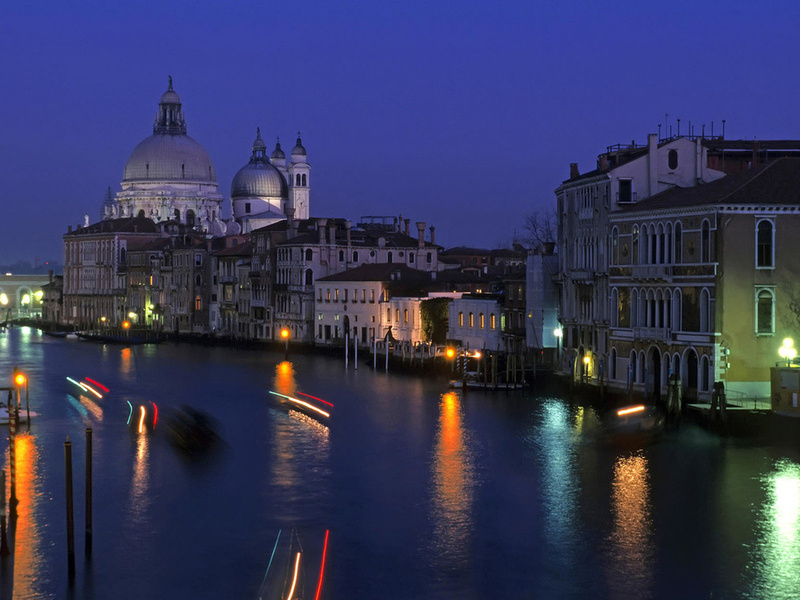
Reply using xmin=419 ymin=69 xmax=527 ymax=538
xmin=632 ymin=265 xmax=673 ymax=282
xmin=633 ymin=327 xmax=672 ymax=342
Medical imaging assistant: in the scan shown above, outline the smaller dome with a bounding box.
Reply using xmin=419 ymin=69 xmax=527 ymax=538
xmin=253 ymin=127 xmax=266 ymax=150
xmin=292 ymin=134 xmax=306 ymax=156
xmin=271 ymin=139 xmax=285 ymax=160
xmin=231 ymin=162 xmax=287 ymax=199
xmin=160 ymin=76 xmax=181 ymax=104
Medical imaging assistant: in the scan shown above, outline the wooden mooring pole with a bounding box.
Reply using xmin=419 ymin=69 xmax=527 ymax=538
xmin=85 ymin=427 xmax=93 ymax=558
xmin=65 ymin=436 xmax=75 ymax=579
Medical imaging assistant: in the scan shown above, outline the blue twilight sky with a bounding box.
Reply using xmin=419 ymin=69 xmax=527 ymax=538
xmin=2 ymin=0 xmax=800 ymax=264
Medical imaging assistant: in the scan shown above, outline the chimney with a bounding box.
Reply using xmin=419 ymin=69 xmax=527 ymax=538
xmin=599 ymin=155 xmax=609 ymax=170
xmin=328 ymin=221 xmax=336 ymax=246
xmin=286 ymin=207 xmax=296 ymax=239
xmin=84 ymin=214 xmax=90 ymax=227
xmin=416 ymin=222 xmax=426 ymax=248
xmin=346 ymin=220 xmax=352 ymax=246
xmin=49 ymin=269 xmax=54 ymax=283
xmin=569 ymin=163 xmax=580 ymax=179
xmin=68 ymin=225 xmax=72 ymax=233
xmin=404 ymin=219 xmax=410 ymax=236
xmin=429 ymin=226 xmax=435 ymax=245
xmin=318 ymin=218 xmax=328 ymax=244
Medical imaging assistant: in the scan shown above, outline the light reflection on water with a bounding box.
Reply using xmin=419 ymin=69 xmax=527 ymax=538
xmin=429 ymin=391 xmax=475 ymax=573
xmin=747 ymin=458 xmax=800 ymax=599
xmin=127 ymin=432 xmax=151 ymax=527
xmin=606 ymin=452 xmax=654 ymax=600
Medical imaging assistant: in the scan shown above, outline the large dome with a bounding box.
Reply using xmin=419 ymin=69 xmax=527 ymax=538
xmin=123 ymin=134 xmax=217 ymax=183
xmin=231 ymin=161 xmax=287 ymax=198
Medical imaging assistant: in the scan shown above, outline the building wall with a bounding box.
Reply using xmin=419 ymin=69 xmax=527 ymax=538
xmin=448 ymin=297 xmax=503 ymax=351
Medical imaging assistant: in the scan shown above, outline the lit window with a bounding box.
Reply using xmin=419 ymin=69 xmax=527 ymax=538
xmin=490 ymin=313 xmax=496 ymax=329
xmin=469 ymin=312 xmax=474 ymax=327
xmin=459 ymin=311 xmax=464 ymax=327
xmin=403 ymin=309 xmax=408 ymax=323
xmin=479 ymin=313 xmax=485 ymax=328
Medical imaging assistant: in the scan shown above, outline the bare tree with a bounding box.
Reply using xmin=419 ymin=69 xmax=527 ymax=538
xmin=521 ymin=207 xmax=558 ymax=251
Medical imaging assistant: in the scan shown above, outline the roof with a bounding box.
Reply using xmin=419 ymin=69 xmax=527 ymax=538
xmin=317 ymin=263 xmax=429 ymax=283
xmin=65 ymin=217 xmax=161 ymax=237
xmin=213 ymin=241 xmax=253 ymax=257
xmin=616 ymin=157 xmax=800 ymax=213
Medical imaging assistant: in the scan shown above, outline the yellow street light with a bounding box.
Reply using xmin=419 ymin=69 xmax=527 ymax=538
xmin=14 ymin=373 xmax=26 ymax=387
xmin=446 ymin=347 xmax=456 ymax=359
xmin=779 ymin=338 xmax=797 ymax=367
xmin=122 ymin=321 xmax=131 ymax=330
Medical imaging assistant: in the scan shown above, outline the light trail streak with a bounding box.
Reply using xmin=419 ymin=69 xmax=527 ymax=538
xmin=80 ymin=381 xmax=103 ymax=399
xmin=314 ymin=529 xmax=330 ymax=600
xmin=66 ymin=377 xmax=89 ymax=392
xmin=269 ymin=391 xmax=330 ymax=418
xmin=297 ymin=392 xmax=334 ymax=407
xmin=85 ymin=377 xmax=110 ymax=392
xmin=150 ymin=401 xmax=158 ymax=428
xmin=617 ymin=405 xmax=646 ymax=416
xmin=258 ymin=529 xmax=282 ymax=596
xmin=138 ymin=405 xmax=146 ymax=433
xmin=287 ymin=552 xmax=301 ymax=600
xmin=127 ymin=401 xmax=133 ymax=425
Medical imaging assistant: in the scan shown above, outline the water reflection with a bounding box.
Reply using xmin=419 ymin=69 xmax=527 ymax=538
xmin=430 ymin=391 xmax=475 ymax=570
xmin=536 ymin=400 xmax=580 ymax=570
xmin=748 ymin=459 xmax=800 ymax=599
xmin=9 ymin=433 xmax=49 ymax=599
xmin=127 ymin=432 xmax=151 ymax=525
xmin=120 ymin=347 xmax=134 ymax=380
xmin=269 ymin=362 xmax=330 ymax=497
xmin=607 ymin=452 xmax=654 ymax=599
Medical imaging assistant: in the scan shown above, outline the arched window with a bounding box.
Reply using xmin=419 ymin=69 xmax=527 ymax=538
xmin=611 ymin=227 xmax=619 ymax=265
xmin=301 ymin=174 xmax=307 ymax=186
xmin=174 ymin=208 xmax=180 ymax=219
xmin=119 ymin=248 xmax=127 ymax=264
xmin=305 ymin=249 xmax=313 ymax=261
xmin=186 ymin=210 xmax=196 ymax=227
xmin=305 ymin=269 xmax=313 ymax=286
xmin=756 ymin=219 xmax=774 ymax=268
xmin=701 ymin=220 xmax=711 ymax=263
xmin=426 ymin=252 xmax=432 ymax=264
xmin=458 ymin=312 xmax=464 ymax=327
xmin=673 ymin=288 xmax=682 ymax=332
xmin=138 ymin=209 xmax=145 ymax=218
xmin=296 ymin=174 xmax=301 ymax=186
xmin=668 ymin=149 xmax=678 ymax=170
xmin=630 ymin=351 xmax=637 ymax=383
xmin=479 ymin=313 xmax=485 ymax=328
xmin=611 ymin=288 xmax=619 ymax=327
xmin=339 ymin=250 xmax=345 ymax=262
xmin=632 ymin=225 xmax=639 ymax=264
xmin=195 ymin=274 xmax=202 ymax=287
xmin=353 ymin=251 xmax=359 ymax=262
xmin=631 ymin=288 xmax=639 ymax=327
xmin=387 ymin=252 xmax=393 ymax=263
xmin=756 ymin=289 xmax=774 ymax=335
xmin=490 ymin=313 xmax=496 ymax=329
xmin=469 ymin=312 xmax=474 ymax=327
xmin=674 ymin=222 xmax=682 ymax=263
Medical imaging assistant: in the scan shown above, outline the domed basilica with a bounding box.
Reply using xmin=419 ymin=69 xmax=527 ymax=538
xmin=104 ymin=78 xmax=309 ymax=234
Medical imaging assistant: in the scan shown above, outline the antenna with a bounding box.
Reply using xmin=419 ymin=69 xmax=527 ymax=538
xmin=677 ymin=118 xmax=681 ymax=136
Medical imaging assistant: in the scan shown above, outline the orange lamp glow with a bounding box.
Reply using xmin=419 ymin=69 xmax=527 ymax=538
xmin=122 ymin=321 xmax=131 ymax=329
xmin=14 ymin=373 xmax=26 ymax=386
xmin=280 ymin=328 xmax=290 ymax=339
xmin=446 ymin=347 xmax=456 ymax=359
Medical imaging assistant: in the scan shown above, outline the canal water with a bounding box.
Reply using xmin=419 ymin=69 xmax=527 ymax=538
xmin=1 ymin=327 xmax=800 ymax=599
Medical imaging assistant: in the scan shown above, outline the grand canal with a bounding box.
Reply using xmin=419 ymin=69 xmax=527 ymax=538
xmin=1 ymin=327 xmax=800 ymax=599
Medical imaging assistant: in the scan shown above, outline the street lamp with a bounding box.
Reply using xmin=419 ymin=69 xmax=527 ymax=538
xmin=280 ymin=327 xmax=290 ymax=360
xmin=779 ymin=338 xmax=796 ymax=367
xmin=554 ymin=327 xmax=563 ymax=371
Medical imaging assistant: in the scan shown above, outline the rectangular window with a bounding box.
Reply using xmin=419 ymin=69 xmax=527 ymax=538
xmin=387 ymin=308 xmax=391 ymax=322
xmin=459 ymin=312 xmax=464 ymax=327
xmin=469 ymin=312 xmax=474 ymax=327
xmin=344 ymin=289 xmax=348 ymax=302
xmin=403 ymin=309 xmax=408 ymax=323
xmin=618 ymin=179 xmax=633 ymax=203
xmin=490 ymin=313 xmax=496 ymax=329
xmin=370 ymin=289 xmax=375 ymax=303
xmin=396 ymin=308 xmax=400 ymax=322
xmin=479 ymin=313 xmax=485 ymax=328
xmin=326 ymin=288 xmax=331 ymax=302
xmin=335 ymin=288 xmax=339 ymax=302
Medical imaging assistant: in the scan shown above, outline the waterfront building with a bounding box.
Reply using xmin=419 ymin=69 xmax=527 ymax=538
xmin=212 ymin=239 xmax=253 ymax=338
xmin=556 ymin=131 xmax=800 ymax=392
xmin=40 ymin=272 xmax=64 ymax=324
xmin=62 ymin=217 xmax=164 ymax=328
xmin=252 ymin=215 xmax=440 ymax=343
xmin=0 ymin=273 xmax=49 ymax=321
xmin=448 ymin=294 xmax=503 ymax=351
xmin=607 ymin=157 xmax=800 ymax=401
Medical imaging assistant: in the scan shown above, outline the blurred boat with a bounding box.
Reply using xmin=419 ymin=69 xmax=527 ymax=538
xmin=0 ymin=406 xmax=40 ymax=423
xmin=164 ymin=405 xmax=221 ymax=453
xmin=604 ymin=404 xmax=665 ymax=446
